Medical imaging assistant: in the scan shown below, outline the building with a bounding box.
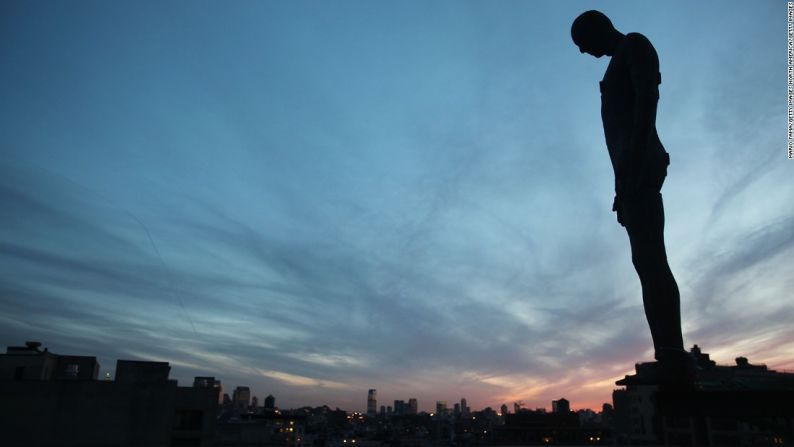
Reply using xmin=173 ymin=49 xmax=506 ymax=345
xmin=216 ymin=411 xmax=305 ymax=447
xmin=552 ymin=398 xmax=570 ymax=413
xmin=460 ymin=398 xmax=469 ymax=416
xmin=367 ymin=389 xmax=377 ymax=416
xmin=0 ymin=341 xmax=219 ymax=446
xmin=0 ymin=341 xmax=99 ymax=381
xmin=394 ymin=399 xmax=406 ymax=415
xmin=408 ymin=398 xmax=418 ymax=415
xmin=613 ymin=344 xmax=794 ymax=445
xmin=194 ymin=376 xmax=223 ymax=405
xmin=265 ymin=394 xmax=276 ymax=410
xmin=492 ymin=409 xmax=606 ymax=444
xmin=233 ymin=386 xmax=251 ymax=412
xmin=436 ymin=401 xmax=447 ymax=416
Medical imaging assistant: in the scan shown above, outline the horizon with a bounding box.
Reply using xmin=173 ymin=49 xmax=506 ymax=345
xmin=4 ymin=338 xmax=771 ymax=414
xmin=1 ymin=1 xmax=790 ymax=414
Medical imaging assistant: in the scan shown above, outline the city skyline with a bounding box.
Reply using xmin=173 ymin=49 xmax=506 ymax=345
xmin=1 ymin=1 xmax=790 ymax=413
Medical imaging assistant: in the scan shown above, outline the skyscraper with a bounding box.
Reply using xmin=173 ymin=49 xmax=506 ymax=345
xmin=552 ymin=398 xmax=570 ymax=413
xmin=461 ymin=398 xmax=469 ymax=416
xmin=232 ymin=386 xmax=250 ymax=412
xmin=394 ymin=399 xmax=406 ymax=415
xmin=367 ymin=389 xmax=377 ymax=416
xmin=408 ymin=398 xmax=418 ymax=415
xmin=264 ymin=394 xmax=275 ymax=410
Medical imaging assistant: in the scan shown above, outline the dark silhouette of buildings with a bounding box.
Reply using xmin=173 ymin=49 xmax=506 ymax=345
xmin=215 ymin=410 xmax=305 ymax=446
xmin=0 ymin=341 xmax=100 ymax=381
xmin=492 ymin=404 xmax=608 ymax=445
xmin=265 ymin=393 xmax=276 ymax=410
xmin=0 ymin=341 xmax=219 ymax=446
xmin=613 ymin=345 xmax=794 ymax=445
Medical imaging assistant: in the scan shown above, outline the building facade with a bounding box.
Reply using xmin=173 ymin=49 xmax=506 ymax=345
xmin=0 ymin=341 xmax=219 ymax=447
xmin=367 ymin=388 xmax=377 ymax=416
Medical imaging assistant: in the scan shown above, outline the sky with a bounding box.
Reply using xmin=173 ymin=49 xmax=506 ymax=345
xmin=0 ymin=0 xmax=790 ymax=412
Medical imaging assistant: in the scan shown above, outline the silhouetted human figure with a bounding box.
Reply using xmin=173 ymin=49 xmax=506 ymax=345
xmin=571 ymin=10 xmax=693 ymax=386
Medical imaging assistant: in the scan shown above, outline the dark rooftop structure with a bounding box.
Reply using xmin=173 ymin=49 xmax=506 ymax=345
xmin=612 ymin=344 xmax=794 ymax=445
xmin=0 ymin=341 xmax=219 ymax=447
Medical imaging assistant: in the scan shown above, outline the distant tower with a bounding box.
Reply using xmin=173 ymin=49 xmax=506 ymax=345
xmin=552 ymin=398 xmax=570 ymax=413
xmin=408 ymin=398 xmax=418 ymax=415
xmin=232 ymin=386 xmax=251 ymax=411
xmin=461 ymin=398 xmax=469 ymax=416
xmin=394 ymin=400 xmax=406 ymax=415
xmin=453 ymin=403 xmax=461 ymax=416
xmin=500 ymin=403 xmax=508 ymax=416
xmin=436 ymin=401 xmax=447 ymax=415
xmin=367 ymin=389 xmax=377 ymax=416
xmin=264 ymin=394 xmax=275 ymax=410
xmin=251 ymin=395 xmax=259 ymax=410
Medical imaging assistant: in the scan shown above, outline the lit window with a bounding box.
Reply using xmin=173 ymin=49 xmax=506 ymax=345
xmin=65 ymin=364 xmax=79 ymax=377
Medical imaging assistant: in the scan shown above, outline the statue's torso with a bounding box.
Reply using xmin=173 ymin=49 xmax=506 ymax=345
xmin=600 ymin=32 xmax=668 ymax=187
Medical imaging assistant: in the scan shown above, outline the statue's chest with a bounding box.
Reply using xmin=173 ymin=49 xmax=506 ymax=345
xmin=600 ymin=54 xmax=631 ymax=98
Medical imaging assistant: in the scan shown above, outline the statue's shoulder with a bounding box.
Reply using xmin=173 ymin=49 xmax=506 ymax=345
xmin=625 ymin=32 xmax=654 ymax=51
xmin=623 ymin=32 xmax=659 ymax=65
xmin=626 ymin=32 xmax=649 ymax=42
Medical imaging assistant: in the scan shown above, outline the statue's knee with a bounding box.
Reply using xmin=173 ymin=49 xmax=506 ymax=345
xmin=632 ymin=254 xmax=664 ymax=275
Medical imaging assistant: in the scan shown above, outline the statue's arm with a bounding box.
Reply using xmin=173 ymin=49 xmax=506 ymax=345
xmin=619 ymin=34 xmax=660 ymax=193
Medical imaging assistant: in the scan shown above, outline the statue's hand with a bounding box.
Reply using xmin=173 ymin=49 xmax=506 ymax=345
xmin=612 ymin=194 xmax=625 ymax=227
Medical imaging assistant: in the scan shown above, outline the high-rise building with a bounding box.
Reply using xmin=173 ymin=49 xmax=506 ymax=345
xmin=436 ymin=401 xmax=447 ymax=416
xmin=193 ymin=376 xmax=223 ymax=405
xmin=367 ymin=389 xmax=377 ymax=415
xmin=233 ymin=386 xmax=251 ymax=411
xmin=264 ymin=394 xmax=275 ymax=410
xmin=394 ymin=399 xmax=405 ymax=415
xmin=552 ymin=398 xmax=570 ymax=413
xmin=408 ymin=398 xmax=418 ymax=415
xmin=251 ymin=395 xmax=259 ymax=410
xmin=461 ymin=398 xmax=469 ymax=416
xmin=453 ymin=403 xmax=461 ymax=416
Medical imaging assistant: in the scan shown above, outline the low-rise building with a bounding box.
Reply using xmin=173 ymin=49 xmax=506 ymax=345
xmin=0 ymin=341 xmax=219 ymax=447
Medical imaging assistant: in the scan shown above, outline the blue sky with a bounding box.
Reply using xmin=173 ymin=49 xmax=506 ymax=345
xmin=1 ymin=0 xmax=790 ymax=411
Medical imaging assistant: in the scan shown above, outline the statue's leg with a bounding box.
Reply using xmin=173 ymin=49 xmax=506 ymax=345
xmin=623 ymin=190 xmax=684 ymax=356
xmin=623 ymin=189 xmax=693 ymax=385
